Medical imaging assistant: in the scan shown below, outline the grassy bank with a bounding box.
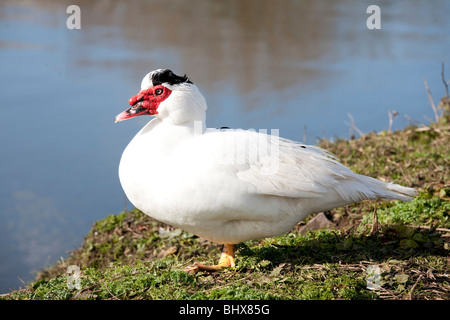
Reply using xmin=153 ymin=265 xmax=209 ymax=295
xmin=2 ymin=97 xmax=449 ymax=300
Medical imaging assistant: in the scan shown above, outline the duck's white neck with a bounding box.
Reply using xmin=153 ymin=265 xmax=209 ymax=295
xmin=134 ymin=117 xmax=206 ymax=160
xmin=157 ymin=84 xmax=208 ymax=128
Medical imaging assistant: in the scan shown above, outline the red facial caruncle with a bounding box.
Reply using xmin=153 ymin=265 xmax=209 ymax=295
xmin=115 ymin=85 xmax=172 ymax=123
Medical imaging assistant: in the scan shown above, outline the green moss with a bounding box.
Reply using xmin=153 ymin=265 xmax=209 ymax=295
xmin=360 ymin=194 xmax=450 ymax=228
xmin=2 ymin=225 xmax=448 ymax=300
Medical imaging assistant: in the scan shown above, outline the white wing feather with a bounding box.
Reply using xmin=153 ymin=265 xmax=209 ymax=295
xmin=197 ymin=129 xmax=415 ymax=203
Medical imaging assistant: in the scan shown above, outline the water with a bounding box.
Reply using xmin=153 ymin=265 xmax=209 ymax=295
xmin=0 ymin=0 xmax=448 ymax=293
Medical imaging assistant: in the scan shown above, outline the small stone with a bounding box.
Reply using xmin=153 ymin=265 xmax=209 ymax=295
xmin=399 ymin=239 xmax=419 ymax=248
xmin=157 ymin=246 xmax=178 ymax=259
xmin=299 ymin=212 xmax=337 ymax=234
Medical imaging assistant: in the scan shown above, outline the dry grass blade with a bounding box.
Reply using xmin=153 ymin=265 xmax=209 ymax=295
xmin=441 ymin=62 xmax=449 ymax=99
xmin=423 ymin=77 xmax=440 ymax=122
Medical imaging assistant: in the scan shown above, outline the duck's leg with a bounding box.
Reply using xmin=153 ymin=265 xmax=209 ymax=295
xmin=185 ymin=244 xmax=235 ymax=272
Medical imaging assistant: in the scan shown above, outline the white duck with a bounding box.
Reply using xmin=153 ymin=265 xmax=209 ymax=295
xmin=115 ymin=69 xmax=416 ymax=271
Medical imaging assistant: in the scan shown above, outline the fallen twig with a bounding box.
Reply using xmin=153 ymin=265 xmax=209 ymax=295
xmin=100 ymin=278 xmax=120 ymax=300
xmin=408 ymin=274 xmax=423 ymax=300
xmin=408 ymin=225 xmax=450 ymax=234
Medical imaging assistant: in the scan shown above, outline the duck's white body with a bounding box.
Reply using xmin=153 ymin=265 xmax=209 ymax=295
xmin=117 ymin=69 xmax=416 ymax=245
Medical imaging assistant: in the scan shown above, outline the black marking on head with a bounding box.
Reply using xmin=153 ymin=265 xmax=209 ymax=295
xmin=152 ymin=69 xmax=193 ymax=86
xmin=300 ymin=145 xmax=306 ymax=148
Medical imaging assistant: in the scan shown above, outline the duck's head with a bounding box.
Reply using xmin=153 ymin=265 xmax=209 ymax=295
xmin=115 ymin=69 xmax=207 ymax=125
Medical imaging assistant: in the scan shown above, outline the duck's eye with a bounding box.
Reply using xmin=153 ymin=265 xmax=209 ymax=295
xmin=155 ymin=88 xmax=163 ymax=95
